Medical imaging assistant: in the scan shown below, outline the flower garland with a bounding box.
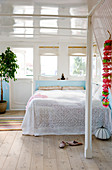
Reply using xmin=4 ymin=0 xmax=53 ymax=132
xmin=102 ymin=37 xmax=112 ymax=108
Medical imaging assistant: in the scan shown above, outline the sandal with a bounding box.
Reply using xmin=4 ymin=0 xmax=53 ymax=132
xmin=66 ymin=140 xmax=83 ymax=146
xmin=59 ymin=141 xmax=66 ymax=148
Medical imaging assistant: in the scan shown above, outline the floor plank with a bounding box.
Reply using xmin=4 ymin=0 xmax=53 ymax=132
xmin=16 ymin=135 xmax=32 ymax=170
xmin=0 ymin=131 xmax=17 ymax=169
xmin=2 ymin=131 xmax=24 ymax=170
xmin=30 ymin=136 xmax=43 ymax=170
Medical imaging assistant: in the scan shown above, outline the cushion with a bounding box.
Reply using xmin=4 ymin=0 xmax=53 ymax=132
xmin=38 ymin=86 xmax=62 ymax=90
xmin=62 ymin=86 xmax=84 ymax=90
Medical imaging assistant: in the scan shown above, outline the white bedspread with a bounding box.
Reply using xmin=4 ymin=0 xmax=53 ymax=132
xmin=22 ymin=90 xmax=110 ymax=136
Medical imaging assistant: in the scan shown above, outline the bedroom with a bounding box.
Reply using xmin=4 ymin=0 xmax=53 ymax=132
xmin=0 ymin=0 xmax=112 ymax=169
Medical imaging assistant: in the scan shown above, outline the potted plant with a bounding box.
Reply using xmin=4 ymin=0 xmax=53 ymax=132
xmin=0 ymin=47 xmax=19 ymax=113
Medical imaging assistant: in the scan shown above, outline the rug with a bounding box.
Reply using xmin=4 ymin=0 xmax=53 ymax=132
xmin=0 ymin=116 xmax=24 ymax=131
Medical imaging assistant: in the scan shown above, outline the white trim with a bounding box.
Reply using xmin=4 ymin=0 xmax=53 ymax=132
xmin=85 ymin=16 xmax=93 ymax=158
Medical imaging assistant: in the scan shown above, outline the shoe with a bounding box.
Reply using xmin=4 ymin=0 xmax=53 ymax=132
xmin=59 ymin=141 xmax=66 ymax=148
xmin=66 ymin=140 xmax=83 ymax=146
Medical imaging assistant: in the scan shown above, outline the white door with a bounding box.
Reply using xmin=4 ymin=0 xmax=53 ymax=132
xmin=10 ymin=78 xmax=33 ymax=110
xmin=10 ymin=47 xmax=33 ymax=110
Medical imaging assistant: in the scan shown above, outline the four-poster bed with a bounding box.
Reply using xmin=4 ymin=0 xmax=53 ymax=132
xmin=0 ymin=0 xmax=111 ymax=161
xmin=21 ymin=0 xmax=112 ymax=159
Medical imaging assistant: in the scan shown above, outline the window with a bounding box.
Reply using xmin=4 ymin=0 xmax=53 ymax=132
xmin=70 ymin=56 xmax=86 ymax=76
xmin=40 ymin=19 xmax=58 ymax=34
xmin=41 ymin=6 xmax=58 ymax=15
xmin=40 ymin=55 xmax=57 ymax=76
xmin=12 ymin=48 xmax=33 ymax=78
xmin=13 ymin=5 xmax=34 ymax=14
xmin=71 ymin=18 xmax=87 ymax=29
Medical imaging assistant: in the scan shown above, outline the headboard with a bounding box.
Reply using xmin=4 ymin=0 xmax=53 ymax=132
xmin=35 ymin=80 xmax=86 ymax=91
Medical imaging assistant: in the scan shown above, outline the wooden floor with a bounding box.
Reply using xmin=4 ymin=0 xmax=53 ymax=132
xmin=0 ymin=111 xmax=112 ymax=170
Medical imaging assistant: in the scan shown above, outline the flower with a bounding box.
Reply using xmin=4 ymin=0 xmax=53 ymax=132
xmin=105 ymin=39 xmax=112 ymax=43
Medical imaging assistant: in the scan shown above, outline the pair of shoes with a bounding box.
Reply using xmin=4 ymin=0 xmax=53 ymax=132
xmin=59 ymin=140 xmax=83 ymax=149
xmin=66 ymin=140 xmax=83 ymax=146
xmin=59 ymin=141 xmax=66 ymax=148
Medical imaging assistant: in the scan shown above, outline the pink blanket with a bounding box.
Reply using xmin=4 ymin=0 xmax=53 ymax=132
xmin=26 ymin=93 xmax=48 ymax=110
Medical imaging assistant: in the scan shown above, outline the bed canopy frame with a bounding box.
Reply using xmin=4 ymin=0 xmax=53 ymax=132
xmin=85 ymin=0 xmax=112 ymax=158
xmin=0 ymin=0 xmax=111 ymax=159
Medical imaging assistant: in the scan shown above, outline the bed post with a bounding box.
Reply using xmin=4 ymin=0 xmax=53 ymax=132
xmin=85 ymin=16 xmax=93 ymax=158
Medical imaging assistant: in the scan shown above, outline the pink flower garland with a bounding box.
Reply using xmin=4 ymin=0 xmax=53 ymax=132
xmin=102 ymin=39 xmax=112 ymax=108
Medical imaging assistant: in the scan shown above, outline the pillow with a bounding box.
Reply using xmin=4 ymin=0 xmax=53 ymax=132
xmin=62 ymin=86 xmax=84 ymax=90
xmin=38 ymin=86 xmax=62 ymax=90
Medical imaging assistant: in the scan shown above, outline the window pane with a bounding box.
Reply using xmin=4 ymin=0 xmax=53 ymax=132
xmin=41 ymin=6 xmax=58 ymax=15
xmin=70 ymin=56 xmax=86 ymax=76
xmin=40 ymin=56 xmax=57 ymax=76
xmin=12 ymin=48 xmax=33 ymax=78
xmin=40 ymin=19 xmax=58 ymax=27
xmin=71 ymin=18 xmax=87 ymax=29
xmin=13 ymin=5 xmax=34 ymax=14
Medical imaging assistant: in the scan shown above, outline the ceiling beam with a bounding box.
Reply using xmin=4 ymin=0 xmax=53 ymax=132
xmin=10 ymin=33 xmax=87 ymax=37
xmin=0 ymin=13 xmax=87 ymax=18
xmin=0 ymin=26 xmax=87 ymax=31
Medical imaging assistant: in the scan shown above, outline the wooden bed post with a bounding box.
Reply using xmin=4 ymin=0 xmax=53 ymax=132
xmin=85 ymin=16 xmax=93 ymax=158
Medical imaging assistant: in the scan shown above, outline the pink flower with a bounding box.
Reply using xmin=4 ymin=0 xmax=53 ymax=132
xmin=102 ymin=73 xmax=111 ymax=77
xmin=103 ymin=104 xmax=109 ymax=108
xmin=103 ymin=62 xmax=111 ymax=66
xmin=102 ymin=94 xmax=109 ymax=97
xmin=103 ymin=67 xmax=111 ymax=71
xmin=103 ymin=79 xmax=111 ymax=83
xmin=104 ymin=46 xmax=111 ymax=50
xmin=102 ymin=83 xmax=111 ymax=88
xmin=103 ymin=88 xmax=109 ymax=93
xmin=105 ymin=39 xmax=112 ymax=43
xmin=103 ymin=98 xmax=109 ymax=103
xmin=103 ymin=56 xmax=111 ymax=60
xmin=103 ymin=50 xmax=112 ymax=54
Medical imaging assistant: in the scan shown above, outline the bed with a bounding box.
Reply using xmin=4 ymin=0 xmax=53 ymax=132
xmin=22 ymin=86 xmax=111 ymax=136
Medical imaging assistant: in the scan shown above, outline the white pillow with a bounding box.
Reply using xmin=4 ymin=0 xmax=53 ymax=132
xmin=62 ymin=86 xmax=84 ymax=90
xmin=38 ymin=86 xmax=62 ymax=90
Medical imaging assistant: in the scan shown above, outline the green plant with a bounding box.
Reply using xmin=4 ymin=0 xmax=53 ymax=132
xmin=0 ymin=47 xmax=19 ymax=102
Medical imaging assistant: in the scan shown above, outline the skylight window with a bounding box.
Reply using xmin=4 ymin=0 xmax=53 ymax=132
xmin=40 ymin=19 xmax=57 ymax=27
xmin=41 ymin=6 xmax=58 ymax=15
xmin=14 ymin=19 xmax=33 ymax=27
xmin=13 ymin=28 xmax=33 ymax=34
xmin=11 ymin=35 xmax=33 ymax=38
xmin=40 ymin=19 xmax=58 ymax=34
xmin=70 ymin=7 xmax=88 ymax=16
xmin=13 ymin=5 xmax=34 ymax=14
xmin=71 ymin=30 xmax=87 ymax=36
xmin=40 ymin=29 xmax=58 ymax=34
xmin=71 ymin=18 xmax=87 ymax=29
